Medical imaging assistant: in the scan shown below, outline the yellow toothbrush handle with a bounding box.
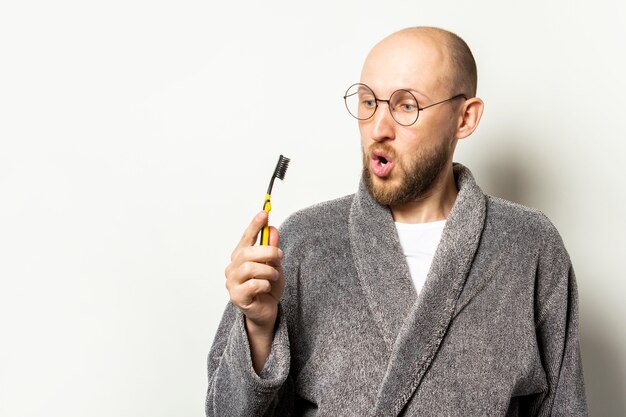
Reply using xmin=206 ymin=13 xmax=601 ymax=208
xmin=260 ymin=193 xmax=271 ymax=246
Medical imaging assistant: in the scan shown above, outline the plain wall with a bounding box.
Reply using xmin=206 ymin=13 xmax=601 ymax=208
xmin=1 ymin=1 xmax=624 ymax=416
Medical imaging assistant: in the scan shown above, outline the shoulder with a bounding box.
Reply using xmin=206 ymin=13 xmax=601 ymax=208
xmin=278 ymin=193 xmax=354 ymax=250
xmin=484 ymin=195 xmax=564 ymax=249
xmin=280 ymin=193 xmax=354 ymax=233
xmin=483 ymin=196 xmax=574 ymax=310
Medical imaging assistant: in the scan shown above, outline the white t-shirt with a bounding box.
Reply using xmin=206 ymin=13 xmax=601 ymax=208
xmin=394 ymin=220 xmax=446 ymax=294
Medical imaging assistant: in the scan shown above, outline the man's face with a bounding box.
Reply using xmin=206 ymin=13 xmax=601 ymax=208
xmin=359 ymin=32 xmax=460 ymax=206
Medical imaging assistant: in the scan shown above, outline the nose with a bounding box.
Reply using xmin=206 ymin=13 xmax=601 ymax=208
xmin=369 ymin=101 xmax=395 ymax=143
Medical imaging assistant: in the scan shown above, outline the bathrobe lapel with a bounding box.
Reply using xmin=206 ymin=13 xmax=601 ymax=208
xmin=349 ymin=164 xmax=487 ymax=416
xmin=348 ymin=179 xmax=418 ymax=350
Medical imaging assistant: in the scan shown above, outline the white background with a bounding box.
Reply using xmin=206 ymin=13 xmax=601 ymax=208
xmin=1 ymin=1 xmax=624 ymax=416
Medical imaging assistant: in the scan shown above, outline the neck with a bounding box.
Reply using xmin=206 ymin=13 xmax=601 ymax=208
xmin=390 ymin=165 xmax=458 ymax=224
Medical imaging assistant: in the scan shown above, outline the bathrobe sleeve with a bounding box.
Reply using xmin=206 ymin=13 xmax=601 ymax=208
xmin=531 ymin=225 xmax=588 ymax=416
xmin=205 ymin=302 xmax=293 ymax=416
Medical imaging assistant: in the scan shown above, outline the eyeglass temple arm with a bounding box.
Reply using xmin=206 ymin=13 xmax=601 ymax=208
xmin=419 ymin=94 xmax=467 ymax=111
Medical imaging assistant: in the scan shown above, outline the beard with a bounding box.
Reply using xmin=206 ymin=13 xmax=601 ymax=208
xmin=362 ymin=139 xmax=451 ymax=206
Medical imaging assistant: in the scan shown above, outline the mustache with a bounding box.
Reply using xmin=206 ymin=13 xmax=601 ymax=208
xmin=365 ymin=142 xmax=397 ymax=160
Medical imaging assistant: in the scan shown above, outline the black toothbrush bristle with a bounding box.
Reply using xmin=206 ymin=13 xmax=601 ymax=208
xmin=266 ymin=155 xmax=290 ymax=195
xmin=273 ymin=155 xmax=290 ymax=180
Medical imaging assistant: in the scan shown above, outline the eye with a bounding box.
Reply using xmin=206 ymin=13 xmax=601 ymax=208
xmin=393 ymin=98 xmax=418 ymax=113
xmin=360 ymin=97 xmax=376 ymax=109
xmin=390 ymin=91 xmax=418 ymax=114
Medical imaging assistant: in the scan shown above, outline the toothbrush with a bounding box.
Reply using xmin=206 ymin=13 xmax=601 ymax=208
xmin=260 ymin=155 xmax=290 ymax=246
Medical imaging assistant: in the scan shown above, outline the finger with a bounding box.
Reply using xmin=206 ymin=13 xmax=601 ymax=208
xmin=232 ymin=245 xmax=282 ymax=266
xmin=268 ymin=226 xmax=280 ymax=247
xmin=233 ymin=211 xmax=268 ymax=256
xmin=230 ymin=278 xmax=272 ymax=307
xmin=228 ymin=261 xmax=280 ymax=285
xmin=266 ymin=253 xmax=283 ymax=268
xmin=265 ymin=226 xmax=283 ymax=266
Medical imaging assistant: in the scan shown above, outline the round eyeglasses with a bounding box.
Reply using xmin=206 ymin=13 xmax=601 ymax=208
xmin=343 ymin=83 xmax=467 ymax=126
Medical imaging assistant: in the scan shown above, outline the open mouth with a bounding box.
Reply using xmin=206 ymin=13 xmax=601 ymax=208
xmin=370 ymin=150 xmax=394 ymax=178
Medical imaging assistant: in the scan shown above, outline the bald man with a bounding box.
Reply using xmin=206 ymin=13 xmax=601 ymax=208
xmin=206 ymin=27 xmax=588 ymax=416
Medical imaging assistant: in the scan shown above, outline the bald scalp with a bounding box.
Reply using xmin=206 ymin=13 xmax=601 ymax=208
xmin=397 ymin=27 xmax=477 ymax=98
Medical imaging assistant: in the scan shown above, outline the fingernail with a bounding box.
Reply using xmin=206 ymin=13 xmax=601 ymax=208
xmin=256 ymin=212 xmax=265 ymax=221
xmin=278 ymin=249 xmax=284 ymax=258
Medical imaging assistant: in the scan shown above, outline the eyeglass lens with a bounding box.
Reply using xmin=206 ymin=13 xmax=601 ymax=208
xmin=344 ymin=83 xmax=419 ymax=126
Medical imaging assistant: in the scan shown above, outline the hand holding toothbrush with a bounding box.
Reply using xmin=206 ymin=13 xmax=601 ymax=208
xmin=223 ymin=155 xmax=290 ymax=374
xmin=224 ymin=211 xmax=284 ymax=373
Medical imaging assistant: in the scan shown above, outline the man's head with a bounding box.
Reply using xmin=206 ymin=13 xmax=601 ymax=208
xmin=357 ymin=27 xmax=483 ymax=207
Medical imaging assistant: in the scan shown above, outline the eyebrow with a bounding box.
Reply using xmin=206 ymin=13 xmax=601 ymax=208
xmin=379 ymin=86 xmax=432 ymax=101
xmin=362 ymin=83 xmax=432 ymax=101
xmin=407 ymin=88 xmax=431 ymax=101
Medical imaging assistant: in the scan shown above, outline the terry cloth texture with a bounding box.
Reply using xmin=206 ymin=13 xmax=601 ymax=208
xmin=205 ymin=163 xmax=588 ymax=417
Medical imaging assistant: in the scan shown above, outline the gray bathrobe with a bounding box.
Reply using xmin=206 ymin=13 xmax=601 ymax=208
xmin=206 ymin=164 xmax=588 ymax=416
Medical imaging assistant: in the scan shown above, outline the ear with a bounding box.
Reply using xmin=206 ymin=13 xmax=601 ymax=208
xmin=455 ymin=97 xmax=484 ymax=140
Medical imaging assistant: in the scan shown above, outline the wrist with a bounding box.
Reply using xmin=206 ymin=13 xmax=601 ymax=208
xmin=245 ymin=316 xmax=276 ymax=340
xmin=244 ymin=315 xmax=277 ymax=374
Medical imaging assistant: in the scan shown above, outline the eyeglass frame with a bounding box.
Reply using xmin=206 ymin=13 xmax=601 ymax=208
xmin=343 ymin=82 xmax=468 ymax=126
